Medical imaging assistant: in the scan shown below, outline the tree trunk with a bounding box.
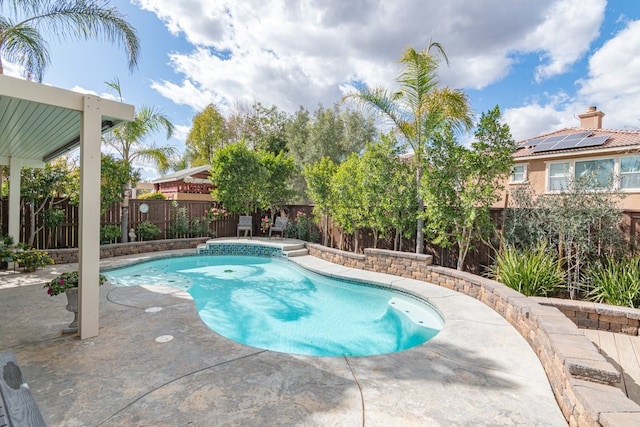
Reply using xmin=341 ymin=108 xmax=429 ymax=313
xmin=415 ymin=164 xmax=424 ymax=254
xmin=121 ymin=184 xmax=131 ymax=243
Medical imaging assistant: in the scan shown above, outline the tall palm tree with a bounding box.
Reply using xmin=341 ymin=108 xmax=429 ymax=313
xmin=347 ymin=42 xmax=473 ymax=254
xmin=103 ymin=78 xmax=175 ymax=242
xmin=0 ymin=0 xmax=139 ymax=81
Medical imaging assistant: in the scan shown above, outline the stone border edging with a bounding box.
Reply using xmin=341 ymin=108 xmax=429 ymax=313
xmin=306 ymin=243 xmax=640 ymax=427
xmin=46 ymin=238 xmax=207 ymax=264
xmin=533 ymin=298 xmax=640 ymax=336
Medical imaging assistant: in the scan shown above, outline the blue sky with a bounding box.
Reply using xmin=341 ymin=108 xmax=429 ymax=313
xmin=4 ymin=0 xmax=640 ymax=179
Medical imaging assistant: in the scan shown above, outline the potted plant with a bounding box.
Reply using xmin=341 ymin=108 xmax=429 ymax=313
xmin=44 ymin=271 xmax=107 ymax=333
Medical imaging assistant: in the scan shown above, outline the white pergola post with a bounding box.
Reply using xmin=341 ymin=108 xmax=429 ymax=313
xmin=78 ymin=95 xmax=102 ymax=339
xmin=7 ymin=158 xmax=23 ymax=243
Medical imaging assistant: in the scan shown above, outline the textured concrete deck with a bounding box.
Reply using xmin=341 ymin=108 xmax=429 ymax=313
xmin=0 ymin=249 xmax=566 ymax=426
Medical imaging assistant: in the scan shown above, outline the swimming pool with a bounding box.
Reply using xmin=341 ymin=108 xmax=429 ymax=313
xmin=103 ymin=255 xmax=444 ymax=357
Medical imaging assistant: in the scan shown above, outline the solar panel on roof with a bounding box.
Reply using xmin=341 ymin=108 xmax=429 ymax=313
xmin=519 ymin=131 xmax=593 ymax=149
xmin=530 ymin=134 xmax=609 ymax=153
xmin=575 ymin=135 xmax=609 ymax=148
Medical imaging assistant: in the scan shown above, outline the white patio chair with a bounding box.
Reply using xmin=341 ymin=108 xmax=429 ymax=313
xmin=269 ymin=217 xmax=288 ymax=239
xmin=237 ymin=215 xmax=253 ymax=237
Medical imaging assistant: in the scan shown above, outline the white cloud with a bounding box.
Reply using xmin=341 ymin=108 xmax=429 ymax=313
xmin=69 ymin=85 xmax=117 ymax=101
xmin=134 ymin=0 xmax=608 ymax=116
xmin=520 ymin=0 xmax=606 ymax=82
xmin=577 ymin=20 xmax=640 ymax=130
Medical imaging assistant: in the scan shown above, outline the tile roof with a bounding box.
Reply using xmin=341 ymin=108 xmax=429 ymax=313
xmin=514 ymin=127 xmax=640 ymax=158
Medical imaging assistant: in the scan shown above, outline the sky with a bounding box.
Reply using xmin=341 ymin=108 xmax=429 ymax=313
xmin=4 ymin=0 xmax=640 ymax=179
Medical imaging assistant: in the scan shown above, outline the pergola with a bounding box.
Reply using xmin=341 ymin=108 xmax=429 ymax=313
xmin=0 ymin=75 xmax=134 ymax=339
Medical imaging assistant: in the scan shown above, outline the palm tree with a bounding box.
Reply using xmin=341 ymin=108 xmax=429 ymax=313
xmin=0 ymin=0 xmax=139 ymax=81
xmin=103 ymin=78 xmax=175 ymax=242
xmin=347 ymin=42 xmax=473 ymax=254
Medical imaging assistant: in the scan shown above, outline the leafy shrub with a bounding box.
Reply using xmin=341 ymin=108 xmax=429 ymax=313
xmin=586 ymin=257 xmax=640 ymax=308
xmin=12 ymin=249 xmax=54 ymax=272
xmin=487 ymin=241 xmax=565 ymax=297
xmin=100 ymin=225 xmax=121 ymax=244
xmin=136 ymin=221 xmax=160 ymax=241
xmin=138 ymin=192 xmax=166 ymax=200
xmin=286 ymin=211 xmax=320 ymax=242
xmin=190 ymin=216 xmax=213 ymax=237
xmin=169 ymin=201 xmax=190 ymax=237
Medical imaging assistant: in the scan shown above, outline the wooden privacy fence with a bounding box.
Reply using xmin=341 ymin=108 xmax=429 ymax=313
xmin=2 ymin=198 xmax=639 ymax=271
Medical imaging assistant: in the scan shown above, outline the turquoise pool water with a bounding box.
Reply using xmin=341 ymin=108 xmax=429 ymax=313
xmin=104 ymin=255 xmax=444 ymax=357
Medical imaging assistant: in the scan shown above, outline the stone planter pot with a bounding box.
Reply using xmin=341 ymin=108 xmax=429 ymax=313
xmin=63 ymin=288 xmax=79 ymax=334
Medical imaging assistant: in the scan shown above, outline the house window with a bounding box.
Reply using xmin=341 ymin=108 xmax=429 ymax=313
xmin=621 ymin=155 xmax=640 ymax=189
xmin=510 ymin=164 xmax=527 ymax=183
xmin=548 ymin=162 xmax=570 ymax=191
xmin=574 ymin=158 xmax=614 ymax=189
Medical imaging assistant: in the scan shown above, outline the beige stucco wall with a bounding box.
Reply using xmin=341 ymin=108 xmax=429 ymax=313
xmin=495 ymin=154 xmax=640 ymax=210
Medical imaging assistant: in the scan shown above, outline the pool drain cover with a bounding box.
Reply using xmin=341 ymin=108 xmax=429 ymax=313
xmin=155 ymin=335 xmax=173 ymax=343
xmin=145 ymin=307 xmax=163 ymax=313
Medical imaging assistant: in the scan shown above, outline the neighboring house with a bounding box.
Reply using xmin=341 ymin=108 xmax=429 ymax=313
xmin=149 ymin=165 xmax=215 ymax=201
xmin=497 ymin=107 xmax=640 ymax=210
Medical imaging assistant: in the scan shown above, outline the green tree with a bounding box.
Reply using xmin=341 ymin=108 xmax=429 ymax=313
xmin=503 ymin=176 xmax=625 ymax=299
xmin=20 ymin=157 xmax=74 ymax=246
xmin=347 ymin=43 xmax=473 ymax=253
xmin=259 ymin=151 xmax=295 ymax=220
xmin=102 ymin=78 xmax=175 ymax=242
xmin=330 ymin=153 xmax=366 ymax=252
xmin=209 ymin=142 xmax=265 ymax=215
xmin=185 ymin=103 xmax=229 ymax=167
xmin=99 ymin=154 xmax=138 ymax=213
xmin=286 ymin=104 xmax=376 ymax=201
xmin=421 ymin=106 xmax=516 ymax=270
xmin=303 ymin=156 xmax=337 ymax=246
xmin=0 ymin=0 xmax=139 ymax=81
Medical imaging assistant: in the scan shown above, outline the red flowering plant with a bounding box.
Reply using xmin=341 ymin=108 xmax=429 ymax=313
xmin=44 ymin=271 xmax=107 ymax=296
xmin=260 ymin=216 xmax=271 ymax=233
xmin=209 ymin=206 xmax=228 ymax=220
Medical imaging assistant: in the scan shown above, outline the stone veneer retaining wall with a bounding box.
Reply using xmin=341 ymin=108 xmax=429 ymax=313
xmin=46 ymin=238 xmax=207 ymax=264
xmin=306 ymin=243 xmax=640 ymax=427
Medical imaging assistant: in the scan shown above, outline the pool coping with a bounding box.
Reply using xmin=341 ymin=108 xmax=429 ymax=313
xmin=1 ymin=244 xmax=568 ymax=425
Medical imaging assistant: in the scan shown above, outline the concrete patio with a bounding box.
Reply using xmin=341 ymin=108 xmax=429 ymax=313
xmin=0 ymin=249 xmax=566 ymax=426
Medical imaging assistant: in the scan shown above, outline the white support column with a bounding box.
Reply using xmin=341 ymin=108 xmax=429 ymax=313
xmin=78 ymin=95 xmax=102 ymax=339
xmin=7 ymin=158 xmax=23 ymax=243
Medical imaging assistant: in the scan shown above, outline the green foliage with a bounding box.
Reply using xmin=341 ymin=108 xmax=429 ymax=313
xmin=330 ymin=153 xmax=366 ymax=250
xmin=230 ymin=101 xmax=290 ymax=154
xmin=12 ymin=249 xmax=54 ymax=272
xmin=346 ymin=43 xmax=473 ymax=253
xmin=303 ymin=156 xmax=337 ymax=246
xmin=260 ymin=151 xmax=296 ymax=217
xmin=586 ymin=257 xmax=640 ymax=308
xmin=100 ymin=225 xmax=121 ymax=244
xmin=502 ymin=175 xmax=625 ymax=297
xmin=0 ymin=0 xmax=140 ymax=82
xmin=185 ymin=103 xmax=229 ymax=166
xmin=487 ymin=241 xmax=565 ymax=297
xmin=20 ymin=158 xmax=75 ymax=246
xmin=421 ymin=106 xmax=516 ymax=270
xmin=41 ymin=207 xmax=65 ymax=228
xmin=169 ymin=201 xmax=191 ymax=237
xmin=286 ymin=104 xmax=376 ymax=201
xmin=210 ymin=142 xmax=265 ymax=214
xmin=286 ymin=211 xmax=320 ymax=242
xmin=136 ymin=221 xmax=160 ymax=241
xmin=100 ymin=154 xmax=139 ymax=213
xmin=44 ymin=271 xmax=107 ymax=297
xmin=190 ymin=216 xmax=214 ymax=238
xmin=138 ymin=192 xmax=166 ymax=200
